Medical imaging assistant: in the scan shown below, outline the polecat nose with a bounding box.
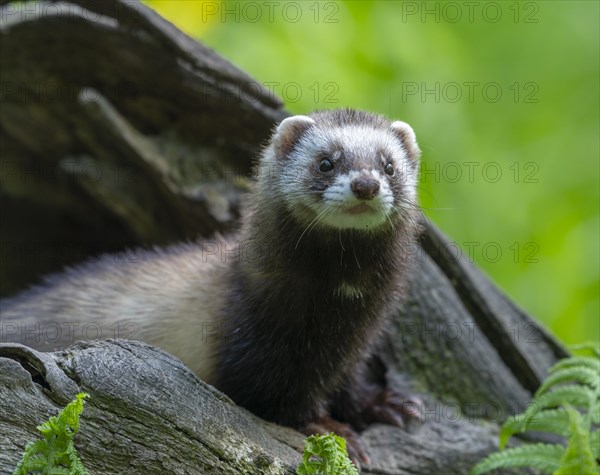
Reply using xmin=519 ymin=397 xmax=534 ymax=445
xmin=351 ymin=176 xmax=380 ymax=200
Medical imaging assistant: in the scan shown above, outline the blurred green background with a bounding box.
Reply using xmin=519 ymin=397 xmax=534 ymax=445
xmin=144 ymin=0 xmax=599 ymax=346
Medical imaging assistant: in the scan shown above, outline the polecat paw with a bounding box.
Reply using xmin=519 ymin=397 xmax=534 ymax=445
xmin=363 ymin=389 xmax=423 ymax=428
xmin=303 ymin=415 xmax=370 ymax=471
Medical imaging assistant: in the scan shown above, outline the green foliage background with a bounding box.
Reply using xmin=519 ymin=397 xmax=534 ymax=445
xmin=144 ymin=0 xmax=599 ymax=346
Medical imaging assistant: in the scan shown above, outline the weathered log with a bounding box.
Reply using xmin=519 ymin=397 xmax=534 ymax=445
xmin=0 ymin=0 xmax=568 ymax=473
xmin=0 ymin=0 xmax=286 ymax=295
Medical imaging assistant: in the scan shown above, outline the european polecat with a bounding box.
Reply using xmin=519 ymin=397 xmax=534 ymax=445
xmin=1 ymin=109 xmax=422 ymax=468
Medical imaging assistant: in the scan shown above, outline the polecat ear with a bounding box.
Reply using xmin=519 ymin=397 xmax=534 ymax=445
xmin=273 ymin=115 xmax=315 ymax=159
xmin=390 ymin=121 xmax=421 ymax=164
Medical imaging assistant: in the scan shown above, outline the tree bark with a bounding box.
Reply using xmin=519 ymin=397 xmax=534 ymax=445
xmin=0 ymin=0 xmax=568 ymax=473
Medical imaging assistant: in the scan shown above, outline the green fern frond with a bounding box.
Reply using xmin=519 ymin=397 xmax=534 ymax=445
xmin=500 ymin=408 xmax=572 ymax=448
xmin=532 ymin=384 xmax=596 ymax=411
xmin=473 ymin=350 xmax=600 ymax=475
xmin=13 ymin=393 xmax=89 ymax=475
xmin=14 ymin=453 xmax=47 ymax=473
xmin=51 ymin=469 xmax=71 ymax=475
xmin=536 ymin=366 xmax=599 ymax=396
xmin=297 ymin=433 xmax=358 ymax=475
xmin=469 ymin=443 xmax=564 ymax=475
xmin=550 ymin=356 xmax=600 ymax=374
xmin=554 ymin=406 xmax=599 ymax=475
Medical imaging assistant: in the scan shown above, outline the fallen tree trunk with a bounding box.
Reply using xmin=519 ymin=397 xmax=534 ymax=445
xmin=0 ymin=1 xmax=568 ymax=473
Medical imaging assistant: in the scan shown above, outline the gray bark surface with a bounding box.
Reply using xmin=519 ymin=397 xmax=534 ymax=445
xmin=0 ymin=0 xmax=567 ymax=473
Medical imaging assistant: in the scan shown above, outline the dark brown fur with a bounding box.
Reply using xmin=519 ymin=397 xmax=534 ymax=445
xmin=214 ymin=109 xmax=421 ymax=427
xmin=216 ymin=220 xmax=417 ymax=426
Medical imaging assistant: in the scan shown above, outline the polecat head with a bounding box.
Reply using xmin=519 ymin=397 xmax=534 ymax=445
xmin=263 ymin=109 xmax=420 ymax=232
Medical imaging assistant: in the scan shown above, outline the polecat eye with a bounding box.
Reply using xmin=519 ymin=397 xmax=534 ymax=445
xmin=319 ymin=159 xmax=334 ymax=172
xmin=384 ymin=162 xmax=395 ymax=176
